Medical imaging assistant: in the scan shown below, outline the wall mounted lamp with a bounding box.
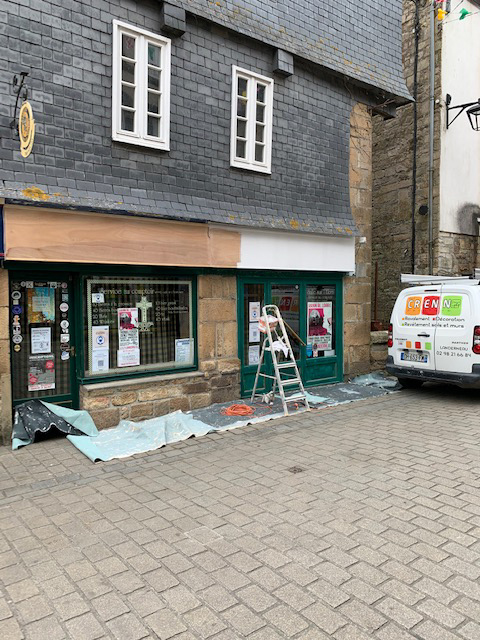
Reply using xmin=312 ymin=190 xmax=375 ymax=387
xmin=10 ymin=71 xmax=29 ymax=134
xmin=446 ymin=93 xmax=480 ymax=131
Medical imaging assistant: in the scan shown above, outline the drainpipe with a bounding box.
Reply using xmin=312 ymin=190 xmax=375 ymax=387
xmin=411 ymin=0 xmax=420 ymax=274
xmin=428 ymin=0 xmax=435 ymax=273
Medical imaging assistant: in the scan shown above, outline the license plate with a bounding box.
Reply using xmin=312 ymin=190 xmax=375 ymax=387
xmin=401 ymin=351 xmax=428 ymax=363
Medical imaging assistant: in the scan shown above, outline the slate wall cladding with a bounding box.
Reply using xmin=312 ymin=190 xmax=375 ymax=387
xmin=0 ymin=0 xmax=392 ymax=236
xmin=178 ymin=0 xmax=410 ymax=101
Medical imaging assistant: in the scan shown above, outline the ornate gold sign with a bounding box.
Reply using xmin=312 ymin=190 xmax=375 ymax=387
xmin=18 ymin=101 xmax=35 ymax=158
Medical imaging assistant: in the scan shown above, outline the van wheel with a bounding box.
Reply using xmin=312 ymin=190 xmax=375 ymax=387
xmin=398 ymin=378 xmax=423 ymax=389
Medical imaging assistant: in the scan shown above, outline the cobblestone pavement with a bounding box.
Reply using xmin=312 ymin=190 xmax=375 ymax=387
xmin=1 ymin=385 xmax=480 ymax=639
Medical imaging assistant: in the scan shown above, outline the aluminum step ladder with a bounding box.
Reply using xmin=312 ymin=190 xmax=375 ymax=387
xmin=251 ymin=304 xmax=310 ymax=416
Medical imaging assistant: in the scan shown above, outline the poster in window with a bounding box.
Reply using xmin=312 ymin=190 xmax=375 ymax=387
xmin=31 ymin=327 xmax=51 ymax=354
xmin=249 ymin=301 xmax=261 ymax=322
xmin=117 ymin=348 xmax=140 ymax=368
xmin=117 ymin=308 xmax=139 ymax=348
xmin=87 ymin=278 xmax=193 ymax=376
xmin=92 ymin=326 xmax=109 ymax=351
xmin=28 ymin=287 xmax=55 ymax=323
xmin=175 ymin=338 xmax=193 ymax=364
xmin=28 ymin=355 xmax=55 ymax=391
xmin=248 ymin=345 xmax=260 ymax=365
xmin=249 ymin=322 xmax=260 ymax=343
xmin=92 ymin=348 xmax=110 ymax=373
xmin=307 ymin=302 xmax=332 ymax=353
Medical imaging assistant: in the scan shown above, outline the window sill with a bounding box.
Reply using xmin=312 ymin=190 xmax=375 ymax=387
xmin=112 ymin=133 xmax=170 ymax=151
xmin=230 ymin=160 xmax=271 ymax=174
xmin=81 ymin=369 xmax=204 ymax=392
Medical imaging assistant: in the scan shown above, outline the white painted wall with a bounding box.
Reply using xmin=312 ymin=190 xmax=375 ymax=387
xmin=440 ymin=1 xmax=480 ymax=235
xmin=213 ymin=226 xmax=356 ymax=273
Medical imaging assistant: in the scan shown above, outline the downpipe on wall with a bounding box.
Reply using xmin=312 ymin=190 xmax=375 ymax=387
xmin=428 ymin=0 xmax=435 ymax=273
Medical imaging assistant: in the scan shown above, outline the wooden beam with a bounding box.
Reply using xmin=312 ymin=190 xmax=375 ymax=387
xmin=4 ymin=206 xmax=241 ymax=268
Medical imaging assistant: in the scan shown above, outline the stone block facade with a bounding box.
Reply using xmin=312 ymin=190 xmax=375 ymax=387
xmin=80 ymin=275 xmax=240 ymax=429
xmin=372 ymin=0 xmax=442 ymax=324
xmin=370 ymin=330 xmax=388 ymax=371
xmin=344 ymin=103 xmax=373 ymax=377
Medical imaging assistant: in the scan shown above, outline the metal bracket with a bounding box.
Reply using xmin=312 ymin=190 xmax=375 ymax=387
xmin=446 ymin=93 xmax=480 ymax=129
xmin=10 ymin=72 xmax=29 ymax=135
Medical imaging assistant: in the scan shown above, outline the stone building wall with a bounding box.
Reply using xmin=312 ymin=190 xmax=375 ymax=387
xmin=80 ymin=274 xmax=240 ymax=429
xmin=344 ymin=103 xmax=373 ymax=377
xmin=436 ymin=232 xmax=478 ymax=276
xmin=372 ymin=0 xmax=442 ymax=325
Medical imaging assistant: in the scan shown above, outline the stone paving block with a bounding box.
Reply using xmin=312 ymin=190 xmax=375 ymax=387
xmin=0 ymin=617 xmax=24 ymax=640
xmin=108 ymin=570 xmax=145 ymax=594
xmin=264 ymin=604 xmax=309 ymax=637
xmin=106 ymin=613 xmax=149 ymax=639
xmin=303 ymin=601 xmax=347 ymax=635
xmin=199 ymin=584 xmax=239 ymax=612
xmin=64 ymin=612 xmax=104 ymax=640
xmin=145 ymin=609 xmax=187 ymax=639
xmin=416 ymin=577 xmax=460 ymax=605
xmin=307 ymin=578 xmax=350 ymax=608
xmin=24 ymin=615 xmax=67 ymax=640
xmin=223 ymin=604 xmax=266 ymax=635
xmin=459 ymin=621 xmax=480 ymax=640
xmin=6 ymin=579 xmax=40 ymax=603
xmin=249 ymin=627 xmax=285 ymax=640
xmin=92 ymin=592 xmax=129 ymax=621
xmin=375 ymin=622 xmax=424 ymax=639
xmin=237 ymin=584 xmax=276 ymax=612
xmin=180 ymin=567 xmax=216 ymax=592
xmin=339 ymin=598 xmax=387 ymax=633
xmin=127 ymin=589 xmax=165 ymax=618
xmin=342 ymin=577 xmax=383 ymax=605
xmin=417 ymin=598 xmax=465 ymax=629
xmin=376 ymin=596 xmax=423 ymax=629
xmin=414 ymin=620 xmax=462 ymax=640
xmin=16 ymin=594 xmax=53 ymax=624
xmin=183 ymin=605 xmax=227 ymax=638
xmin=53 ymin=591 xmax=91 ymax=621
xmin=162 ymin=585 xmax=201 ymax=614
xmin=334 ymin=624 xmax=375 ymax=640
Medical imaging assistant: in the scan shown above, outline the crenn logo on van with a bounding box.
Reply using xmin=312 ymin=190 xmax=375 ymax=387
xmin=422 ymin=296 xmax=440 ymax=316
xmin=441 ymin=295 xmax=462 ymax=316
xmin=405 ymin=294 xmax=463 ymax=317
xmin=405 ymin=296 xmax=422 ymax=316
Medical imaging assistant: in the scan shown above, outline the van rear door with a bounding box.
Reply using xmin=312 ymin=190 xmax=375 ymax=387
xmin=391 ymin=286 xmax=440 ymax=371
xmin=435 ymin=284 xmax=477 ymax=374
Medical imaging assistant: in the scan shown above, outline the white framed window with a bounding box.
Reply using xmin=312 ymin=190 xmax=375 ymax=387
xmin=112 ymin=20 xmax=171 ymax=150
xmin=230 ymin=66 xmax=274 ymax=173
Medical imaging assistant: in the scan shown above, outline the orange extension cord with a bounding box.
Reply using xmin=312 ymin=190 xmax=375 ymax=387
xmin=221 ymin=403 xmax=256 ymax=416
xmin=221 ymin=403 xmax=274 ymax=417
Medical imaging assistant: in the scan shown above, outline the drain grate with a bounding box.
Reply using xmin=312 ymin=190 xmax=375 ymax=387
xmin=287 ymin=466 xmax=305 ymax=474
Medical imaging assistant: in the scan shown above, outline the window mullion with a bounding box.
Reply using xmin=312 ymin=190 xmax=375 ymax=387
xmin=246 ymin=79 xmax=256 ymax=164
xmin=138 ymin=37 xmax=146 ymax=139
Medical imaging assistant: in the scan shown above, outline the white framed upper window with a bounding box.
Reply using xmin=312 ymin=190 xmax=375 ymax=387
xmin=230 ymin=66 xmax=274 ymax=173
xmin=112 ymin=20 xmax=171 ymax=150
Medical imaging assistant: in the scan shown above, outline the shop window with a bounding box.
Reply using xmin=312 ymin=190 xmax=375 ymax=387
xmin=231 ymin=66 xmax=274 ymax=173
xmin=84 ymin=277 xmax=194 ymax=377
xmin=112 ymin=20 xmax=171 ymax=150
xmin=306 ymin=285 xmax=336 ymax=358
xmin=243 ymin=283 xmax=265 ymax=366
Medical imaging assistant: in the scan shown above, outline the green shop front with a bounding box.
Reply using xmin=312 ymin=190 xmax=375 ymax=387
xmin=238 ymin=274 xmax=343 ymax=396
xmin=2 ymin=205 xmax=356 ymax=431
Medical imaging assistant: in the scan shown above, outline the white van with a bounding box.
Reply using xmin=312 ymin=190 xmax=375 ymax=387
xmin=386 ymin=276 xmax=480 ymax=388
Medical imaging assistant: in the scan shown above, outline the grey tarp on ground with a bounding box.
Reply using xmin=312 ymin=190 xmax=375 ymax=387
xmin=12 ymin=400 xmax=98 ymax=450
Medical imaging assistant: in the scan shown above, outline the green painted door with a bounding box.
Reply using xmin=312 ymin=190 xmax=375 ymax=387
xmin=10 ymin=274 xmax=79 ymax=409
xmin=238 ymin=275 xmax=343 ymax=396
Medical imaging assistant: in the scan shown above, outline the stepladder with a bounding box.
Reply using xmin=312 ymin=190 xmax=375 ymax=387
xmin=251 ymin=305 xmax=310 ymax=416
